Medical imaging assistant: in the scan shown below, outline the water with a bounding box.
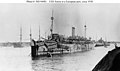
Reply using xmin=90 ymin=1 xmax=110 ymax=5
xmin=0 ymin=44 xmax=115 ymax=71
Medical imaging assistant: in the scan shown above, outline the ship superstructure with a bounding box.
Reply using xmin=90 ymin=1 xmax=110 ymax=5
xmin=30 ymin=10 xmax=95 ymax=58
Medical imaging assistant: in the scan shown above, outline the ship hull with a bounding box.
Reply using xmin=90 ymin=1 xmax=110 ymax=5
xmin=32 ymin=42 xmax=95 ymax=58
xmin=95 ymin=42 xmax=110 ymax=47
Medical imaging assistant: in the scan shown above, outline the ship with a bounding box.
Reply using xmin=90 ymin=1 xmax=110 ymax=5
xmin=13 ymin=42 xmax=23 ymax=48
xmin=95 ymin=38 xmax=110 ymax=47
xmin=13 ymin=25 xmax=23 ymax=48
xmin=30 ymin=10 xmax=95 ymax=58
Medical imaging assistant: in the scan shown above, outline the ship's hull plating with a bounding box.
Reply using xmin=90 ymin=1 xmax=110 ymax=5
xmin=35 ymin=43 xmax=94 ymax=57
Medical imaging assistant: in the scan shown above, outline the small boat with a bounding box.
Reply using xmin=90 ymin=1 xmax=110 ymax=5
xmin=95 ymin=38 xmax=110 ymax=47
xmin=12 ymin=42 xmax=23 ymax=48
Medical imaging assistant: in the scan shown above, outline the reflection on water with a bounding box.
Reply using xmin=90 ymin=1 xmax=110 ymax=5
xmin=32 ymin=56 xmax=64 ymax=71
xmin=0 ymin=44 xmax=115 ymax=71
xmin=0 ymin=47 xmax=32 ymax=71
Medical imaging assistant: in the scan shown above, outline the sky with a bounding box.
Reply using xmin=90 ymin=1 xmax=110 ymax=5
xmin=0 ymin=3 xmax=120 ymax=42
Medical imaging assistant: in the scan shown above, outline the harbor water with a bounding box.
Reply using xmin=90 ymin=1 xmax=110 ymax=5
xmin=0 ymin=44 xmax=115 ymax=71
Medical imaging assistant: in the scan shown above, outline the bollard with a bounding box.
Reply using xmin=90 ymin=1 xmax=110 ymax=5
xmin=31 ymin=46 xmax=37 ymax=58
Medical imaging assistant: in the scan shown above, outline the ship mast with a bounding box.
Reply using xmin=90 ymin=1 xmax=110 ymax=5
xmin=39 ymin=25 xmax=40 ymax=40
xmin=30 ymin=25 xmax=32 ymax=41
xmin=20 ymin=25 xmax=22 ymax=44
xmin=84 ymin=25 xmax=86 ymax=39
xmin=84 ymin=21 xmax=87 ymax=40
xmin=50 ymin=10 xmax=54 ymax=36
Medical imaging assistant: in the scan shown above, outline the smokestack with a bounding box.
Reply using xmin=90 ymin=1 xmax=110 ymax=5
xmin=72 ymin=27 xmax=75 ymax=37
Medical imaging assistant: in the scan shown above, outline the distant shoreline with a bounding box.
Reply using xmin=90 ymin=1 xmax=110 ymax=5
xmin=0 ymin=42 xmax=30 ymax=47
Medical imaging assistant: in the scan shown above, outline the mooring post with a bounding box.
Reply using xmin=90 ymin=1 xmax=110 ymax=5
xmin=31 ymin=46 xmax=37 ymax=58
xmin=31 ymin=39 xmax=37 ymax=58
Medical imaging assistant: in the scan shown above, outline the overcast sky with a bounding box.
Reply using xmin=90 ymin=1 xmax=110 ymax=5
xmin=0 ymin=3 xmax=120 ymax=42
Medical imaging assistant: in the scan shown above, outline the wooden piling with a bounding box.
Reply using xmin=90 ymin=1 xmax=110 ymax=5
xmin=31 ymin=46 xmax=37 ymax=58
